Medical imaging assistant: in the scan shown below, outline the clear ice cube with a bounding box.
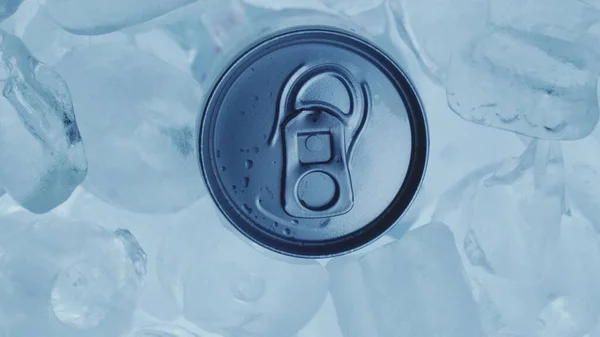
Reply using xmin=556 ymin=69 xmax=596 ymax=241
xmin=0 ymin=29 xmax=87 ymax=214
xmin=433 ymin=140 xmax=570 ymax=336
xmin=0 ymin=0 xmax=23 ymax=21
xmin=157 ymin=198 xmax=328 ymax=337
xmin=446 ymin=26 xmax=600 ymax=140
xmin=0 ymin=214 xmax=146 ymax=337
xmin=54 ymin=42 xmax=205 ymax=214
xmin=389 ymin=0 xmax=488 ymax=83
xmin=466 ymin=140 xmax=564 ymax=283
xmin=43 ymin=0 xmax=198 ymax=35
xmin=327 ymin=222 xmax=483 ymax=337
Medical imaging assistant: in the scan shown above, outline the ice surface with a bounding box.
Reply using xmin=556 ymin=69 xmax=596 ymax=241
xmin=432 ymin=139 xmax=578 ymax=336
xmin=460 ymin=140 xmax=564 ymax=283
xmin=492 ymin=0 xmax=600 ymax=46
xmin=241 ymin=0 xmax=330 ymax=11
xmin=43 ymin=0 xmax=198 ymax=35
xmin=447 ymin=26 xmax=600 ymax=140
xmin=20 ymin=8 xmax=130 ymax=66
xmin=0 ymin=0 xmax=22 ymax=21
xmin=389 ymin=0 xmax=488 ymax=83
xmin=327 ymin=222 xmax=483 ymax=337
xmin=537 ymin=214 xmax=600 ymax=337
xmin=0 ymin=29 xmax=87 ymax=214
xmin=54 ymin=42 xmax=205 ymax=214
xmin=0 ymin=214 xmax=146 ymax=337
xmin=157 ymin=198 xmax=328 ymax=337
xmin=566 ymin=163 xmax=600 ymax=233
xmin=131 ymin=324 xmax=201 ymax=337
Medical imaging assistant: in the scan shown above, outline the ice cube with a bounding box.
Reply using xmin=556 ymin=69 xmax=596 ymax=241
xmin=0 ymin=29 xmax=87 ymax=214
xmin=54 ymin=42 xmax=205 ymax=214
xmin=389 ymin=0 xmax=488 ymax=83
xmin=446 ymin=26 xmax=600 ymax=140
xmin=535 ymin=296 xmax=597 ymax=337
xmin=21 ymin=9 xmax=129 ymax=66
xmin=433 ymin=140 xmax=569 ymax=336
xmin=466 ymin=140 xmax=564 ymax=282
xmin=157 ymin=198 xmax=328 ymax=337
xmin=0 ymin=0 xmax=23 ymax=21
xmin=43 ymin=0 xmax=198 ymax=35
xmin=539 ymin=210 xmax=600 ymax=337
xmin=0 ymin=214 xmax=146 ymax=337
xmin=327 ymin=222 xmax=483 ymax=337
xmin=492 ymin=0 xmax=600 ymax=46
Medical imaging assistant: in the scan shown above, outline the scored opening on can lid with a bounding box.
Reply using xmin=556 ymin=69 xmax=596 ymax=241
xmin=198 ymin=26 xmax=428 ymax=258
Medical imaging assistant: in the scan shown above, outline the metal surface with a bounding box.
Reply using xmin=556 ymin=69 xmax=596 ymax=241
xmin=199 ymin=26 xmax=428 ymax=258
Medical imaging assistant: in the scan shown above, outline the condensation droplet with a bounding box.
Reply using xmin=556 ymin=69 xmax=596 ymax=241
xmin=291 ymin=220 xmax=299 ymax=225
xmin=252 ymin=146 xmax=259 ymax=154
xmin=284 ymin=228 xmax=292 ymax=236
xmin=221 ymin=166 xmax=226 ymax=172
xmin=245 ymin=160 xmax=254 ymax=169
xmin=243 ymin=177 xmax=250 ymax=188
xmin=243 ymin=204 xmax=253 ymax=214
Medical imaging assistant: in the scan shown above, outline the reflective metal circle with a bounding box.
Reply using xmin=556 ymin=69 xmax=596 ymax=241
xmin=199 ymin=26 xmax=428 ymax=258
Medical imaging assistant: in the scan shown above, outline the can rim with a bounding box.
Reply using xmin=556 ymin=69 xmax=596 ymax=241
xmin=198 ymin=26 xmax=429 ymax=258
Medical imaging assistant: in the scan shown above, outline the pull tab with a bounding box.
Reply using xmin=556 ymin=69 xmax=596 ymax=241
xmin=278 ymin=64 xmax=370 ymax=219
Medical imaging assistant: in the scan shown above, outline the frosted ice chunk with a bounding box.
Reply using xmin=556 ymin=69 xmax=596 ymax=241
xmin=327 ymin=222 xmax=482 ymax=337
xmin=463 ymin=140 xmax=565 ymax=282
xmin=447 ymin=26 xmax=600 ymax=140
xmin=157 ymin=198 xmax=328 ymax=337
xmin=0 ymin=0 xmax=23 ymax=21
xmin=433 ymin=140 xmax=571 ymax=336
xmin=0 ymin=29 xmax=86 ymax=214
xmin=43 ymin=0 xmax=197 ymax=35
xmin=0 ymin=215 xmax=146 ymax=337
xmin=389 ymin=0 xmax=488 ymax=83
xmin=55 ymin=43 xmax=205 ymax=214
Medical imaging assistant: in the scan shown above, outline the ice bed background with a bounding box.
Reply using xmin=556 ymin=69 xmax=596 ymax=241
xmin=0 ymin=0 xmax=599 ymax=336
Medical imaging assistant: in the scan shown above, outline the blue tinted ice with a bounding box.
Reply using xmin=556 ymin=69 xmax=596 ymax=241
xmin=43 ymin=0 xmax=198 ymax=35
xmin=0 ymin=214 xmax=146 ymax=337
xmin=0 ymin=0 xmax=23 ymax=21
xmin=389 ymin=0 xmax=488 ymax=83
xmin=433 ymin=139 xmax=582 ymax=336
xmin=130 ymin=324 xmax=201 ymax=337
xmin=447 ymin=26 xmax=600 ymax=140
xmin=157 ymin=199 xmax=328 ymax=337
xmin=54 ymin=42 xmax=205 ymax=214
xmin=327 ymin=222 xmax=483 ymax=337
xmin=0 ymin=29 xmax=87 ymax=214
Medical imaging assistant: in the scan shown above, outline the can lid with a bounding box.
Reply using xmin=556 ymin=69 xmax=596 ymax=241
xmin=199 ymin=27 xmax=428 ymax=258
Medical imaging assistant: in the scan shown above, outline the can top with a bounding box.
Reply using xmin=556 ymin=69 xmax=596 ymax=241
xmin=199 ymin=26 xmax=428 ymax=258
